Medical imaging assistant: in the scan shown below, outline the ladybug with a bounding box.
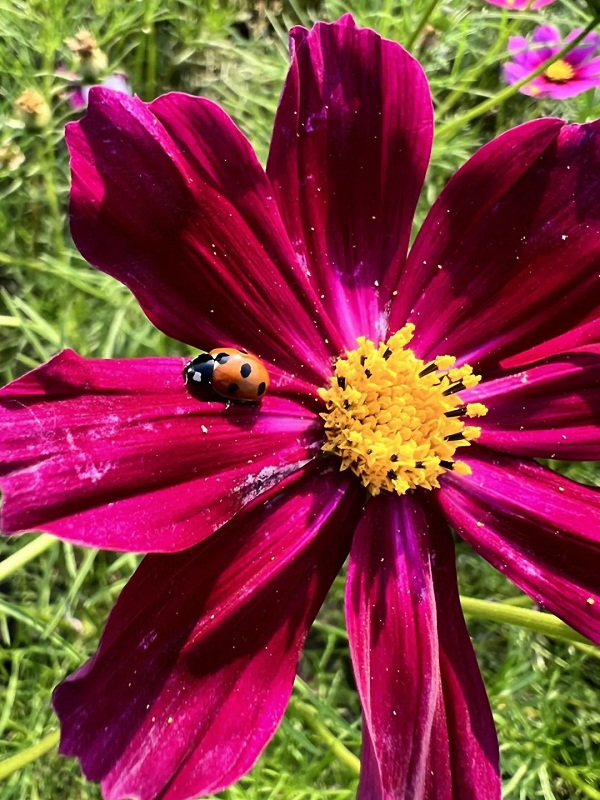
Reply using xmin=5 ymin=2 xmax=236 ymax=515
xmin=183 ymin=348 xmax=270 ymax=402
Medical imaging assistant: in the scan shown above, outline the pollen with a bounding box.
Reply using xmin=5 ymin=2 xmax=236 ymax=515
xmin=545 ymin=59 xmax=575 ymax=83
xmin=318 ymin=325 xmax=487 ymax=496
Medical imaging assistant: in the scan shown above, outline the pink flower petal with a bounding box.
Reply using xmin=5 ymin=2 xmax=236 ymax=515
xmin=576 ymin=56 xmax=600 ymax=78
xmin=53 ymin=466 xmax=362 ymax=800
xmin=502 ymin=317 xmax=600 ymax=368
xmin=68 ymin=86 xmax=86 ymax=109
xmin=503 ymin=62 xmax=533 ymax=85
xmin=539 ymin=78 xmax=600 ymax=99
xmin=485 ymin=0 xmax=556 ymax=7
xmin=346 ymin=493 xmax=499 ymax=799
xmin=423 ymin=499 xmax=500 ymax=800
xmin=439 ymin=450 xmax=600 ymax=643
xmin=507 ymin=36 xmax=529 ymax=57
xmin=267 ymin=16 xmax=433 ymax=348
xmin=0 ymin=351 xmax=323 ymax=552
xmin=565 ymin=31 xmax=600 ymax=66
xmin=532 ymin=24 xmax=561 ymax=53
xmin=67 ymin=89 xmax=334 ymax=384
xmin=389 ymin=119 xmax=600 ymax=376
xmin=469 ymin=354 xmax=600 ymax=459
xmin=516 ymin=77 xmax=551 ymax=97
xmin=505 ymin=37 xmax=547 ymax=70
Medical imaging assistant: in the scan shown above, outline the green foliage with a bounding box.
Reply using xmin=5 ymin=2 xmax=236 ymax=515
xmin=1 ymin=0 xmax=600 ymax=798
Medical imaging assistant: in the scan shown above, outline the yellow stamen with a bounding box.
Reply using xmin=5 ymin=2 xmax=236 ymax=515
xmin=545 ymin=59 xmax=575 ymax=83
xmin=318 ymin=325 xmax=487 ymax=496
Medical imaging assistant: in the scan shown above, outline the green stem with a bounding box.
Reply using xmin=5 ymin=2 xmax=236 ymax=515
xmin=435 ymin=10 xmax=518 ymax=118
xmin=143 ymin=0 xmax=159 ymax=99
xmin=0 ymin=534 xmax=56 ymax=583
xmin=499 ymin=594 xmax=534 ymax=607
xmin=460 ymin=596 xmax=593 ymax=647
xmin=291 ymin=699 xmax=361 ymax=776
xmin=436 ymin=17 xmax=600 ymax=141
xmin=0 ymin=731 xmax=60 ymax=780
xmin=34 ymin=140 xmax=64 ymax=257
xmin=552 ymin=763 xmax=600 ymax=800
xmin=405 ymin=0 xmax=442 ymax=52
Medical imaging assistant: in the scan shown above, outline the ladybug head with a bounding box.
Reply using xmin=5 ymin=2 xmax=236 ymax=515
xmin=183 ymin=353 xmax=215 ymax=385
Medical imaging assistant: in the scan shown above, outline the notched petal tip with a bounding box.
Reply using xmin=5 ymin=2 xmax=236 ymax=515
xmin=66 ymin=75 xmax=333 ymax=383
xmin=289 ymin=14 xmax=357 ymax=59
xmin=268 ymin=12 xmax=433 ymax=349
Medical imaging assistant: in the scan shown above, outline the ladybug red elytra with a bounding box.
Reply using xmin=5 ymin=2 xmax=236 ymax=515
xmin=183 ymin=348 xmax=270 ymax=401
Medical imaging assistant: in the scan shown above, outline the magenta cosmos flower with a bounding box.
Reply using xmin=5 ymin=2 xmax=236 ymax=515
xmin=505 ymin=25 xmax=600 ymax=98
xmin=69 ymin=73 xmax=132 ymax=110
xmin=2 ymin=14 xmax=600 ymax=800
xmin=484 ymin=0 xmax=556 ymax=10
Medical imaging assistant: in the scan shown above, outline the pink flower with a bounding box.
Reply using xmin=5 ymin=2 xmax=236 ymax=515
xmin=505 ymin=25 xmax=600 ymax=98
xmin=67 ymin=73 xmax=132 ymax=110
xmin=2 ymin=14 xmax=600 ymax=800
xmin=484 ymin=0 xmax=556 ymax=8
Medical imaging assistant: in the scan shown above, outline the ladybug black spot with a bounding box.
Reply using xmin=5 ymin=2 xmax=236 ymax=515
xmin=215 ymin=353 xmax=231 ymax=364
xmin=227 ymin=383 xmax=239 ymax=395
xmin=257 ymin=382 xmax=266 ymax=396
xmin=240 ymin=363 xmax=252 ymax=378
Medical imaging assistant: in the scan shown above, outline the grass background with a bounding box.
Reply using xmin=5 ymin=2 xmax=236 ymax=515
xmin=1 ymin=0 xmax=600 ymax=797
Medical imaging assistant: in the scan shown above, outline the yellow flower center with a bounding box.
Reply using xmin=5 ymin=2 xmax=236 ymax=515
xmin=545 ymin=60 xmax=575 ymax=83
xmin=318 ymin=325 xmax=487 ymax=496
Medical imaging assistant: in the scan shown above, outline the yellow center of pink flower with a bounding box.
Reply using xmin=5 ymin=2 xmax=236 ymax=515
xmin=545 ymin=59 xmax=575 ymax=83
xmin=318 ymin=325 xmax=487 ymax=496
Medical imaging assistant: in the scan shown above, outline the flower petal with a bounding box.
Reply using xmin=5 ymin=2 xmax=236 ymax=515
xmin=267 ymin=16 xmax=433 ymax=348
xmin=439 ymin=449 xmax=600 ymax=643
xmin=53 ymin=466 xmax=362 ymax=800
xmin=516 ymin=77 xmax=552 ymax=98
xmin=503 ymin=62 xmax=534 ymax=85
xmin=565 ymin=30 xmax=600 ymax=66
xmin=486 ymin=0 xmax=557 ymax=7
xmin=532 ymin=24 xmax=561 ymax=54
xmin=423 ymin=499 xmax=500 ymax=800
xmin=390 ymin=119 xmax=600 ymax=375
xmin=346 ymin=493 xmax=499 ymax=799
xmin=506 ymin=36 xmax=546 ymax=70
xmin=502 ymin=317 xmax=600 ymax=368
xmin=67 ymin=88 xmax=333 ymax=383
xmin=538 ymin=78 xmax=600 ymax=99
xmin=575 ymin=56 xmax=600 ymax=78
xmin=0 ymin=351 xmax=322 ymax=552
xmin=469 ymin=353 xmax=600 ymax=459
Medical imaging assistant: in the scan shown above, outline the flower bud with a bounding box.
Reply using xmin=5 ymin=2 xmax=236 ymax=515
xmin=0 ymin=143 xmax=25 ymax=171
xmin=65 ymin=29 xmax=108 ymax=80
xmin=15 ymin=90 xmax=51 ymax=131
